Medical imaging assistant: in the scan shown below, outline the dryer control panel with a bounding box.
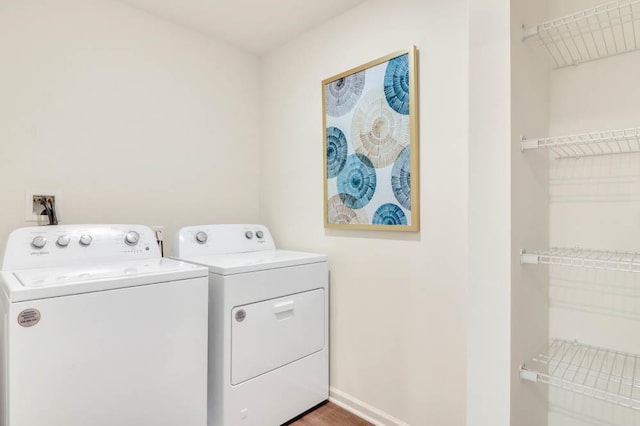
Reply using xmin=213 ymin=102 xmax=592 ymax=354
xmin=172 ymin=224 xmax=276 ymax=257
xmin=2 ymin=224 xmax=160 ymax=270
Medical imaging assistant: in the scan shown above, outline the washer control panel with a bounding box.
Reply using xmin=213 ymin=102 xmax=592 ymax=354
xmin=2 ymin=224 xmax=160 ymax=270
xmin=172 ymin=224 xmax=275 ymax=257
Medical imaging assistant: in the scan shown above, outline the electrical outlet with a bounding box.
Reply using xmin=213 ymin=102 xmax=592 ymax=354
xmin=25 ymin=190 xmax=62 ymax=222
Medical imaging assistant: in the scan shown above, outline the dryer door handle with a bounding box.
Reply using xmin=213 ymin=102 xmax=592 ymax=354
xmin=273 ymin=300 xmax=295 ymax=315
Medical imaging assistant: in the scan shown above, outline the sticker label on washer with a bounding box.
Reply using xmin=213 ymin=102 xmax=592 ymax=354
xmin=18 ymin=309 xmax=41 ymax=327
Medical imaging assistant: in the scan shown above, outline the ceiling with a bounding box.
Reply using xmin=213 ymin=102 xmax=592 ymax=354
xmin=119 ymin=0 xmax=367 ymax=54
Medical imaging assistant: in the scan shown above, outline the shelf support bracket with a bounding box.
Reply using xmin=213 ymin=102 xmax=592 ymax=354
xmin=520 ymin=137 xmax=540 ymax=152
xmin=522 ymin=25 xmax=539 ymax=40
xmin=519 ymin=365 xmax=540 ymax=382
xmin=520 ymin=250 xmax=540 ymax=265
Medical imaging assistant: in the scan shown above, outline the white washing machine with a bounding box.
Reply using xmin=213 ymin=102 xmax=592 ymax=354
xmin=171 ymin=224 xmax=328 ymax=426
xmin=0 ymin=224 xmax=209 ymax=426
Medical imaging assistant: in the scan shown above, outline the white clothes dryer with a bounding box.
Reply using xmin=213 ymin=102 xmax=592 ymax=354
xmin=0 ymin=225 xmax=209 ymax=426
xmin=171 ymin=224 xmax=328 ymax=426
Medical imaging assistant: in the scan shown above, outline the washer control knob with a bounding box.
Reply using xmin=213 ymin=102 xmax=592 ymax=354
xmin=195 ymin=231 xmax=208 ymax=244
xmin=56 ymin=235 xmax=71 ymax=247
xmin=256 ymin=230 xmax=264 ymax=239
xmin=245 ymin=231 xmax=253 ymax=239
xmin=79 ymin=234 xmax=93 ymax=246
xmin=31 ymin=236 xmax=47 ymax=249
xmin=124 ymin=231 xmax=140 ymax=246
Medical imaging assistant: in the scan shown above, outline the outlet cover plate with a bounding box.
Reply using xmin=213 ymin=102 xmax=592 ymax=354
xmin=25 ymin=189 xmax=62 ymax=222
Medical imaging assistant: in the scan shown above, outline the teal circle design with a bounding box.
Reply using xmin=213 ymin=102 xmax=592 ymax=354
xmin=384 ymin=54 xmax=410 ymax=115
xmin=337 ymin=154 xmax=377 ymax=209
xmin=373 ymin=203 xmax=407 ymax=226
xmin=391 ymin=146 xmax=411 ymax=210
xmin=326 ymin=127 xmax=348 ymax=178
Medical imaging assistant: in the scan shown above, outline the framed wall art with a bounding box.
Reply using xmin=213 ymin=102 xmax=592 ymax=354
xmin=322 ymin=46 xmax=419 ymax=231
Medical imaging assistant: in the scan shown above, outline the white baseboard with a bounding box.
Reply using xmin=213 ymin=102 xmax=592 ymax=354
xmin=329 ymin=387 xmax=410 ymax=426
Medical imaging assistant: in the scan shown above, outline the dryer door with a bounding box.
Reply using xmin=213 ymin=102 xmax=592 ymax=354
xmin=231 ymin=288 xmax=325 ymax=385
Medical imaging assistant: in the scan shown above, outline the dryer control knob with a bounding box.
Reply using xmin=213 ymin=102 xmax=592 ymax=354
xmin=124 ymin=231 xmax=140 ymax=246
xmin=245 ymin=231 xmax=253 ymax=239
xmin=79 ymin=234 xmax=93 ymax=246
xmin=31 ymin=236 xmax=47 ymax=249
xmin=195 ymin=231 xmax=208 ymax=244
xmin=256 ymin=230 xmax=264 ymax=239
xmin=56 ymin=235 xmax=71 ymax=247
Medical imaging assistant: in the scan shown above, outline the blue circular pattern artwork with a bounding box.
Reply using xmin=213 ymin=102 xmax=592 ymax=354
xmin=326 ymin=127 xmax=348 ymax=178
xmin=372 ymin=203 xmax=407 ymax=226
xmin=391 ymin=146 xmax=411 ymax=210
xmin=337 ymin=154 xmax=377 ymax=209
xmin=384 ymin=54 xmax=410 ymax=115
xmin=325 ymin=71 xmax=366 ymax=117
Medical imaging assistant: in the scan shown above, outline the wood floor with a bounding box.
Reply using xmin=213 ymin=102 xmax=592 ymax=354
xmin=287 ymin=402 xmax=372 ymax=426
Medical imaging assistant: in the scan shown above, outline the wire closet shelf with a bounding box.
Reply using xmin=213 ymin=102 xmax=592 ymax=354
xmin=521 ymin=247 xmax=640 ymax=273
xmin=523 ymin=0 xmax=640 ymax=69
xmin=521 ymin=127 xmax=640 ymax=159
xmin=521 ymin=339 xmax=640 ymax=410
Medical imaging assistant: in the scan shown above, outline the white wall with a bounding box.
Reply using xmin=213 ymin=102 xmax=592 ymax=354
xmin=260 ymin=0 xmax=469 ymax=424
xmin=510 ymin=1 xmax=550 ymax=425
xmin=0 ymin=0 xmax=262 ymax=252
xmin=467 ymin=1 xmax=512 ymax=426
xmin=546 ymin=1 xmax=640 ymax=425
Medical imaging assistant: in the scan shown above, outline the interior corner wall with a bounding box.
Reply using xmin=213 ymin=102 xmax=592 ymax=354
xmin=510 ymin=1 xmax=550 ymax=426
xmin=259 ymin=0 xmax=469 ymax=424
xmin=467 ymin=1 xmax=512 ymax=426
xmin=0 ymin=0 xmax=262 ymax=253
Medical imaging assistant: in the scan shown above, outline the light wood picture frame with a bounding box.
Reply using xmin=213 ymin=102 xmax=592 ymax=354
xmin=322 ymin=46 xmax=419 ymax=231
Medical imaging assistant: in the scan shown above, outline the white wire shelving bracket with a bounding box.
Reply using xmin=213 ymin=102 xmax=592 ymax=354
xmin=521 ymin=127 xmax=640 ymax=159
xmin=523 ymin=0 xmax=640 ymax=69
xmin=521 ymin=339 xmax=640 ymax=410
xmin=521 ymin=247 xmax=640 ymax=272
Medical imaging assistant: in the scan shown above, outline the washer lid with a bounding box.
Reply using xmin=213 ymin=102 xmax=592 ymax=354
xmin=0 ymin=258 xmax=207 ymax=302
xmin=178 ymin=250 xmax=328 ymax=275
